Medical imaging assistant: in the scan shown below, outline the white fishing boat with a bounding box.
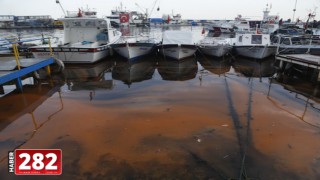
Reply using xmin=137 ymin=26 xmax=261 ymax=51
xmin=159 ymin=30 xmax=197 ymax=60
xmin=31 ymin=9 xmax=121 ymax=63
xmin=232 ymin=33 xmax=277 ymax=59
xmin=110 ymin=34 xmax=159 ymax=60
xmin=198 ymin=37 xmax=232 ymax=57
xmin=0 ymin=38 xmax=11 ymax=54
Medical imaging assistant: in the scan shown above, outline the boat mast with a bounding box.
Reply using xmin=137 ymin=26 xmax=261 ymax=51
xmin=55 ymin=0 xmax=67 ymax=17
xmin=292 ymin=0 xmax=298 ymax=21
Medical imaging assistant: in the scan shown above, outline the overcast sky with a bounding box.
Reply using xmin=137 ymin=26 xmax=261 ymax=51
xmin=0 ymin=0 xmax=319 ymax=21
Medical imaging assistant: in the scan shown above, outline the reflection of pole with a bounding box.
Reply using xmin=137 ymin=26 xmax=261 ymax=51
xmin=0 ymin=87 xmax=64 ymax=163
xmin=31 ymin=112 xmax=38 ymax=130
xmin=267 ymin=82 xmax=320 ymax=129
xmin=224 ymin=75 xmax=255 ymax=180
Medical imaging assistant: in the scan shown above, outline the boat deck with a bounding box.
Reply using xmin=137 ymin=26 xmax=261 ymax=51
xmin=276 ymin=54 xmax=320 ymax=69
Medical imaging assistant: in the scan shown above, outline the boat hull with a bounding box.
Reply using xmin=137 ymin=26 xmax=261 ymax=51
xmin=111 ymin=43 xmax=155 ymax=60
xmin=234 ymin=45 xmax=277 ymax=59
xmin=199 ymin=45 xmax=231 ymax=57
xmin=31 ymin=45 xmax=109 ymax=63
xmin=159 ymin=44 xmax=197 ymax=60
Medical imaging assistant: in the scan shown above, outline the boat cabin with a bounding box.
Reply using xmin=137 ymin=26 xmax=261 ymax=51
xmin=59 ymin=17 xmax=116 ymax=45
xmin=234 ymin=34 xmax=272 ymax=46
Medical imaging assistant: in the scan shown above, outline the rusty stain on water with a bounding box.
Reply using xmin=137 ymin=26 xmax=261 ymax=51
xmin=0 ymin=27 xmax=319 ymax=179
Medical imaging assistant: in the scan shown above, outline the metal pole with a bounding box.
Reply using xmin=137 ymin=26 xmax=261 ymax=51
xmin=292 ymin=0 xmax=298 ymax=21
xmin=56 ymin=0 xmax=67 ymax=17
xmin=12 ymin=43 xmax=21 ymax=70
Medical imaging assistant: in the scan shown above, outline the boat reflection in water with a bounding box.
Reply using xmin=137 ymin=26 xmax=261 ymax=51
xmin=112 ymin=58 xmax=157 ymax=86
xmin=232 ymin=56 xmax=276 ymax=78
xmin=63 ymin=60 xmax=115 ymax=91
xmin=267 ymin=75 xmax=320 ymax=129
xmin=198 ymin=56 xmax=232 ymax=76
xmin=157 ymin=57 xmax=198 ymax=81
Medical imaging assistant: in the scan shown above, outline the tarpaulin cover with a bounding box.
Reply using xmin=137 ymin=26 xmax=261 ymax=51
xmin=162 ymin=30 xmax=194 ymax=45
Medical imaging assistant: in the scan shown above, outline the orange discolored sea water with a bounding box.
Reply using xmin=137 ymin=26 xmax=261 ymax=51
xmin=0 ymin=27 xmax=319 ymax=180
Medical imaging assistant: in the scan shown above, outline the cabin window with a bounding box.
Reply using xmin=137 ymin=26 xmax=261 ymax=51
xmin=84 ymin=12 xmax=96 ymax=16
xmin=72 ymin=21 xmax=82 ymax=27
xmin=251 ymin=35 xmax=262 ymax=44
xmin=271 ymin=36 xmax=279 ymax=43
xmin=85 ymin=20 xmax=96 ymax=27
xmin=239 ymin=36 xmax=243 ymax=42
xmin=281 ymin=38 xmax=291 ymax=45
xmin=65 ymin=22 xmax=70 ymax=28
xmin=98 ymin=20 xmax=108 ymax=28
xmin=291 ymin=37 xmax=302 ymax=45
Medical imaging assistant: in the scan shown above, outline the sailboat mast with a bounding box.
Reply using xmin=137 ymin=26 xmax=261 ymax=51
xmin=292 ymin=0 xmax=298 ymax=21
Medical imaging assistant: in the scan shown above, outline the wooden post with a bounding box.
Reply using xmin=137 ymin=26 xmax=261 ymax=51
xmin=15 ymin=77 xmax=23 ymax=92
xmin=109 ymin=47 xmax=114 ymax=56
xmin=313 ymin=84 xmax=319 ymax=97
xmin=0 ymin=85 xmax=4 ymax=94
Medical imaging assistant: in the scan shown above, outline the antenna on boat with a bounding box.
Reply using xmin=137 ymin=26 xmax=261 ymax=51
xmin=292 ymin=0 xmax=298 ymax=21
xmin=56 ymin=0 xmax=67 ymax=17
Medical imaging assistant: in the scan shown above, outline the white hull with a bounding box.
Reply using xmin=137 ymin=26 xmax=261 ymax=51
xmin=112 ymin=43 xmax=155 ymax=60
xmin=160 ymin=45 xmax=197 ymax=60
xmin=30 ymin=15 xmax=121 ymax=63
xmin=234 ymin=45 xmax=276 ymax=59
xmin=32 ymin=46 xmax=109 ymax=63
xmin=199 ymin=45 xmax=231 ymax=57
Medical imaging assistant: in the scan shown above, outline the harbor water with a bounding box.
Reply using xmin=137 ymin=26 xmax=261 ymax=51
xmin=0 ymin=26 xmax=320 ymax=179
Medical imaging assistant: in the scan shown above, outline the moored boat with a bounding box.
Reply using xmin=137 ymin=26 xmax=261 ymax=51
xmin=110 ymin=34 xmax=159 ymax=60
xmin=0 ymin=38 xmax=11 ymax=54
xmin=232 ymin=33 xmax=277 ymax=59
xmin=30 ymin=8 xmax=121 ymax=63
xmin=198 ymin=37 xmax=232 ymax=57
xmin=159 ymin=30 xmax=197 ymax=60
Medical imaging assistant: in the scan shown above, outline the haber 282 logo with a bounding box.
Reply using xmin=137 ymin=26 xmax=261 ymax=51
xmin=9 ymin=149 xmax=62 ymax=175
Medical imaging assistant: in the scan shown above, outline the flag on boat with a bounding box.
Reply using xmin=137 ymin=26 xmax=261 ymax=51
xmin=201 ymin=27 xmax=205 ymax=35
xmin=120 ymin=13 xmax=129 ymax=24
